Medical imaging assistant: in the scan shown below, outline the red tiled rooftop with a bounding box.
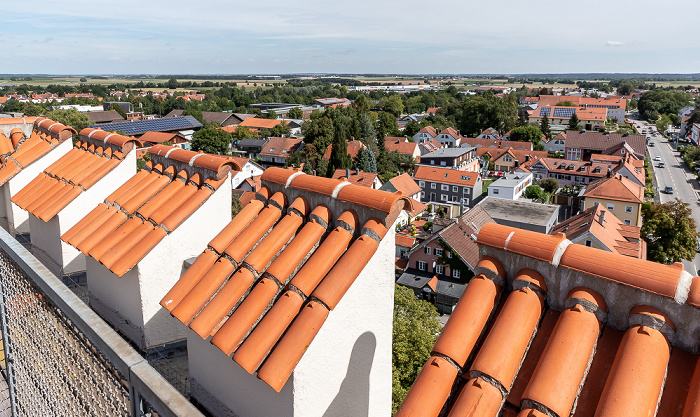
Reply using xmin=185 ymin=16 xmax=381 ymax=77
xmin=331 ymin=169 xmax=379 ymax=188
xmin=161 ymin=167 xmax=406 ymax=392
xmin=60 ymin=145 xmax=237 ymax=277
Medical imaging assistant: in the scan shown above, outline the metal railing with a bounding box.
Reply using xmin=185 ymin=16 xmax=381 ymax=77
xmin=0 ymin=226 xmax=203 ymax=417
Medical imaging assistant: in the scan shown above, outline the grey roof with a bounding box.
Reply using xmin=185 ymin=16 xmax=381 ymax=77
xmin=422 ymin=147 xmax=475 ymax=158
xmin=396 ymin=271 xmax=434 ymax=290
xmin=435 ymin=279 xmax=467 ymax=299
xmin=478 ymin=196 xmax=559 ymax=227
xmin=89 ymin=116 xmax=202 ymax=136
xmin=165 ymin=110 xmax=238 ymax=125
xmin=489 ymin=172 xmax=532 ymax=188
xmin=237 ymin=138 xmax=268 ymax=147
xmin=87 ymin=110 xmax=125 ymax=124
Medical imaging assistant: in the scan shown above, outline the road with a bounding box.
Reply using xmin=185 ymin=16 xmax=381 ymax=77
xmin=638 ymin=119 xmax=700 ymax=275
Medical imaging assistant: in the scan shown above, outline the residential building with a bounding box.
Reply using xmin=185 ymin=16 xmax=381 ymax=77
xmin=490 ymin=149 xmax=548 ymax=172
xmin=235 ymin=138 xmax=268 ymax=159
xmin=259 ymin=137 xmax=303 ymax=168
xmin=413 ymin=165 xmax=482 ymax=214
xmin=419 ymin=138 xmax=443 ymax=155
xmin=412 ymin=126 xmax=439 ymax=144
xmin=692 ymin=123 xmax=700 ymax=146
xmin=418 ymin=147 xmax=479 ymax=171
xmin=542 ymin=131 xmax=566 ymax=153
xmin=582 ymin=173 xmax=644 ymax=226
xmin=384 ymin=136 xmax=421 ymax=160
xmin=238 ymin=118 xmax=301 ymax=136
xmin=460 ymin=136 xmax=533 ymax=151
xmin=161 ymin=167 xmax=411 ymax=417
xmin=381 ymin=173 xmax=426 ymax=226
xmin=322 ymin=139 xmax=367 ymax=161
xmin=229 ymin=157 xmax=264 ymax=189
xmin=331 ymin=169 xmax=383 ymax=189
xmin=138 ymin=131 xmax=189 ymax=148
xmin=86 ymin=110 xmax=125 ymax=125
xmin=534 ymin=94 xmax=628 ymax=122
xmin=487 ymin=171 xmax=533 ymax=200
xmin=550 ymin=204 xmax=645 ymax=259
xmin=397 ymin=222 xmax=699 ymax=417
xmin=435 ymin=127 xmax=462 ymax=148
xmin=564 ymin=130 xmax=646 ymax=160
xmin=529 ymin=105 xmax=607 ymax=132
xmin=525 ymin=157 xmax=611 ymax=185
xmin=478 ymin=196 xmax=559 ymax=233
xmin=476 ymin=127 xmax=502 ymax=140
xmin=89 ymin=116 xmax=203 ymax=138
xmin=164 ymin=109 xmax=244 ymax=127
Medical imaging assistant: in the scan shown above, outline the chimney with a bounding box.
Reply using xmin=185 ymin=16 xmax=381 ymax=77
xmin=346 ymin=168 xmax=350 ymax=179
xmin=599 ymin=210 xmax=606 ymax=226
xmin=356 ymin=169 xmax=360 ymax=175
xmin=607 ymin=168 xmax=613 ymax=178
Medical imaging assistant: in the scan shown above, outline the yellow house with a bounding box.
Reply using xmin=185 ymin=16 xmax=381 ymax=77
xmin=582 ymin=173 xmax=644 ymax=226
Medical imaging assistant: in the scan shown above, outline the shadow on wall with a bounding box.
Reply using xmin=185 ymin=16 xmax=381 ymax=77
xmin=324 ymin=331 xmax=376 ymax=417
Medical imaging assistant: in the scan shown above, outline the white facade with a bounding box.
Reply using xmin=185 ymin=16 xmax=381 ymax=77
xmin=606 ymin=107 xmax=625 ymax=123
xmin=231 ymin=160 xmax=264 ymax=189
xmin=487 ymin=172 xmax=533 ymax=200
xmin=412 ymin=131 xmax=436 ymax=144
xmin=436 ymin=133 xmax=460 ymax=148
xmin=28 ymin=151 xmax=137 ymax=276
xmin=0 ymin=139 xmax=72 ymax=235
xmin=692 ymin=123 xmax=700 ymax=146
xmin=189 ymin=223 xmax=396 ymax=417
xmin=87 ymin=178 xmax=231 ymax=350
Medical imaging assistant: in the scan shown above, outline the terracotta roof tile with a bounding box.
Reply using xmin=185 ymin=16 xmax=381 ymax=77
xmin=684 ymin=358 xmax=700 ymax=417
xmin=477 ymin=222 xmax=567 ymax=263
xmin=381 ymin=173 xmax=422 ymax=197
xmin=163 ymin=169 xmax=403 ymax=392
xmin=331 ymin=169 xmax=379 ymax=188
xmin=60 ymin=145 xmax=238 ymax=277
xmin=413 ymin=165 xmax=480 ymax=187
xmin=657 ymin=349 xmax=698 ymax=416
xmin=583 ymin=173 xmax=644 ymax=204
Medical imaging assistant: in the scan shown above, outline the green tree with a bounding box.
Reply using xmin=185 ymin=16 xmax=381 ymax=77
xmin=540 ymin=114 xmax=551 ymax=139
xmin=354 ymin=94 xmax=370 ymax=114
xmin=656 ymin=114 xmax=672 ymax=134
xmin=568 ymin=113 xmax=581 ymax=131
xmin=524 ymin=184 xmax=544 ymax=200
xmin=508 ymin=125 xmax=544 ymax=150
xmin=357 ymin=113 xmax=376 ymax=143
xmin=377 ymin=111 xmax=400 ymax=138
xmin=107 ymin=103 xmax=127 ymax=119
xmin=642 ymin=199 xmax=698 ymax=264
xmin=270 ymin=121 xmax=291 ymax=137
xmin=287 ymin=107 xmax=303 ymax=119
xmin=167 ymin=78 xmax=179 ymax=89
xmin=457 ymin=93 xmax=517 ymax=136
xmin=182 ymin=106 xmax=204 ymax=124
xmin=539 ymin=177 xmax=559 ymax=193
xmin=382 ymin=95 xmax=404 ymax=117
xmin=45 ymin=108 xmax=90 ymax=135
xmin=303 ymin=116 xmax=335 ymax=150
xmin=267 ymin=109 xmax=278 ymax=119
xmin=328 ymin=131 xmax=352 ymax=176
xmin=190 ymin=124 xmax=232 ymax=155
xmin=79 ymin=77 xmax=87 ymax=83
xmin=392 ymin=285 xmax=441 ymax=414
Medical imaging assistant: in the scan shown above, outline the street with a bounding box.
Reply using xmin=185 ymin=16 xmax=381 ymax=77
xmin=637 ymin=119 xmax=700 ymax=275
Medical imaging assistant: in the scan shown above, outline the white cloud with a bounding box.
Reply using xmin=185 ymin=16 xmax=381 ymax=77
xmin=606 ymin=41 xmax=625 ymax=46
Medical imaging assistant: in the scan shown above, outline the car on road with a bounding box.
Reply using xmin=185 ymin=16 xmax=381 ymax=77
xmin=654 ymin=156 xmax=661 ymax=161
xmin=649 ymin=141 xmax=655 ymax=147
xmin=664 ymin=186 xmax=673 ymax=194
xmin=658 ymin=162 xmax=665 ymax=168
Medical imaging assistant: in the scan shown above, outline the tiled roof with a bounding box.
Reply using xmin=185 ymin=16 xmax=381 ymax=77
xmin=138 ymin=131 xmax=184 ymax=145
xmin=413 ymin=165 xmax=480 ymax=187
xmin=396 ymin=233 xmax=416 ymax=248
xmin=87 ymin=110 xmax=125 ymax=124
xmin=160 ymin=167 xmax=411 ymax=392
xmin=437 ymin=205 xmax=494 ymax=268
xmin=408 ymin=200 xmax=428 ymax=218
xmin=491 ymin=148 xmax=549 ymax=164
xmin=550 ymin=205 xmax=645 ymax=258
xmin=380 ymin=173 xmax=422 ymax=197
xmin=460 ymin=137 xmax=532 ymax=151
xmin=331 ymin=169 xmax=380 ymax=188
xmin=0 ymin=117 xmax=38 ymax=126
xmin=439 ymin=127 xmax=461 ymax=139
xmin=0 ymin=117 xmax=76 ymax=186
xmin=260 ymin=137 xmax=302 ymax=158
xmin=417 ymin=126 xmax=438 ymax=137
xmin=565 ymin=130 xmax=646 ymax=157
xmin=583 ymin=173 xmax=644 ymax=204
xmin=321 ymin=139 xmax=366 ymax=160
xmin=384 ymin=137 xmax=419 ymax=156
xmin=419 ymin=139 xmax=443 ymax=153
xmin=239 ymin=118 xmax=284 ymax=130
xmin=61 ymin=145 xmax=238 ymax=277
xmin=11 ymin=128 xmax=141 ymax=222
xmin=426 ymin=107 xmax=441 ymax=114
xmin=397 ymin=223 xmax=700 ymax=417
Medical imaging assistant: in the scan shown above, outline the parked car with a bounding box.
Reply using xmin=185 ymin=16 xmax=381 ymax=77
xmin=654 ymin=156 xmax=661 ymax=161
xmin=658 ymin=162 xmax=665 ymax=168
xmin=649 ymin=142 xmax=655 ymax=147
xmin=664 ymin=186 xmax=673 ymax=194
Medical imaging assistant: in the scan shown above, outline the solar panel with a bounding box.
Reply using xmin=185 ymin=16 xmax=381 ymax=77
xmin=552 ymin=107 xmax=576 ymax=118
xmin=89 ymin=116 xmax=203 ymax=136
xmin=539 ymin=107 xmax=551 ymax=117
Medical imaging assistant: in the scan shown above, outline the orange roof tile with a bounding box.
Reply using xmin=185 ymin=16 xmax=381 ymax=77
xmin=60 ymin=145 xmax=238 ymax=277
xmin=239 ymin=118 xmax=284 ymax=130
xmin=395 ymin=234 xmax=415 ymax=248
xmin=381 ymin=173 xmax=422 ymax=197
xmin=477 ymin=222 xmax=567 ymax=263
xmin=583 ymin=173 xmax=644 ymax=204
xmin=321 ymin=139 xmax=366 ymax=160
xmin=413 ymin=165 xmax=480 ymax=187
xmin=331 ymin=169 xmax=380 ymax=188
xmin=162 ymin=168 xmax=404 ymax=392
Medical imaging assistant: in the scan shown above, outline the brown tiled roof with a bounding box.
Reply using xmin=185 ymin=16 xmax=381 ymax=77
xmin=408 ymin=200 xmax=428 ymax=217
xmin=439 ymin=127 xmax=461 ymax=139
xmin=491 ymin=148 xmax=549 ymax=164
xmin=437 ymin=205 xmax=494 ymax=268
xmin=138 ymin=131 xmax=183 ymax=145
xmin=417 ymin=126 xmax=438 ymax=137
xmin=583 ymin=173 xmax=644 ymax=204
xmin=413 ymin=165 xmax=480 ymax=187
xmin=87 ymin=110 xmax=125 ymax=124
xmin=419 ymin=138 xmax=442 ymax=153
xmin=397 ymin=223 xmax=700 ymax=417
xmin=565 ymin=130 xmax=646 ymax=158
xmin=321 ymin=139 xmax=366 ymax=160
xmin=384 ymin=137 xmax=419 ymax=156
xmin=396 ymin=233 xmax=416 ymax=248
xmin=461 ymin=137 xmax=533 ymax=151
xmin=11 ymin=127 xmax=139 ymax=222
xmin=161 ymin=167 xmax=411 ymax=392
xmin=382 ymin=173 xmax=422 ymax=197
xmin=260 ymin=137 xmax=302 ymax=158
xmin=239 ymin=118 xmax=284 ymax=130
xmin=426 ymin=107 xmax=441 ymax=114
xmin=550 ymin=205 xmax=645 ymax=258
xmin=331 ymin=169 xmax=380 ymax=188
xmin=60 ymin=145 xmax=238 ymax=277
xmin=0 ymin=117 xmax=75 ymax=186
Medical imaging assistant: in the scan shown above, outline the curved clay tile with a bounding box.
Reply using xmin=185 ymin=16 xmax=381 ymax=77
xmin=336 ymin=210 xmax=359 ymax=231
xmin=629 ymin=305 xmax=676 ymax=331
xmin=476 ymin=255 xmax=506 ymax=279
xmin=10 ymin=128 xmax=25 ymax=148
xmin=477 ymin=223 xmax=568 ymax=263
xmin=513 ymin=268 xmax=548 ymax=292
xmin=516 ymin=409 xmax=548 ymax=417
xmin=688 ymin=277 xmax=700 ymax=308
xmin=567 ymin=286 xmax=608 ymax=312
xmin=192 ymin=154 xmax=239 ymax=179
xmin=447 ymin=377 xmax=503 ymax=417
xmin=336 ymin=185 xmax=412 ymax=225
xmin=0 ymin=134 xmax=13 ymax=156
xmin=395 ymin=356 xmax=459 ymax=417
xmin=683 ymin=358 xmax=700 ymax=417
xmin=206 ymin=200 xmax=266 ymax=255
xmin=161 ymin=250 xmax=219 ymax=312
xmin=560 ymin=244 xmax=683 ymax=299
xmin=259 ymin=166 xmax=299 ymax=186
xmin=289 ymin=173 xmax=343 ymax=196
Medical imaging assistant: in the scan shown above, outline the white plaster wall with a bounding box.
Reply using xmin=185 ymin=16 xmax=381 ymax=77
xmin=231 ymin=162 xmax=264 ymax=189
xmin=136 ymin=180 xmax=231 ymax=348
xmin=28 ymin=214 xmax=62 ymax=270
xmin=189 ymin=221 xmax=396 ymax=417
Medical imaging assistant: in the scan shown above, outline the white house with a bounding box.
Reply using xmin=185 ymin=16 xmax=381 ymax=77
xmin=412 ymin=126 xmax=438 ymax=144
xmin=230 ymin=156 xmax=264 ymax=189
xmin=0 ymin=117 xmax=74 ymax=236
xmin=11 ymin=128 xmax=141 ymax=276
xmin=435 ymin=127 xmax=462 ymax=148
xmin=161 ymin=167 xmax=412 ymax=417
xmin=487 ymin=171 xmax=533 ymax=200
xmin=61 ymin=145 xmax=237 ymax=350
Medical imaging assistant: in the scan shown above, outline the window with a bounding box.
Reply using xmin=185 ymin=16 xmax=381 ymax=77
xmin=435 ymin=265 xmax=444 ymax=275
xmin=462 ymin=198 xmax=469 ymax=206
xmin=452 ymin=196 xmax=458 ymax=202
xmin=441 ymin=195 xmax=448 ymax=201
xmin=441 ymin=184 xmax=449 ymax=191
xmin=625 ymin=206 xmax=633 ymax=213
xmin=431 ymin=183 xmax=436 ymax=189
xmin=421 ymin=191 xmax=425 ymax=199
xmin=435 ymin=248 xmax=443 ymax=257
xmin=440 ymin=161 xmax=446 ymax=166
xmin=607 ymin=203 xmax=614 ymax=210
xmin=400 ymin=250 xmax=407 ymax=259
xmin=453 ymin=269 xmax=461 ymax=278
xmin=430 ymin=160 xmax=435 ymax=165
xmin=447 ymin=251 xmax=452 ymax=258
xmin=585 ymin=240 xmax=592 ymax=247
xmin=417 ymin=261 xmax=426 ymax=271
xmin=493 ymin=189 xmax=500 ymax=195
xmin=624 ymin=219 xmax=631 ymax=225
xmin=463 ymin=188 xmax=469 ymax=195
xmin=424 ymin=247 xmax=431 ymax=255
xmin=419 ymin=181 xmax=425 ymax=187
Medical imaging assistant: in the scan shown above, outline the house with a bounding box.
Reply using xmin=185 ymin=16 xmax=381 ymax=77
xmin=397 ymin=205 xmax=494 ymax=313
xmin=487 ymin=171 xmax=533 ymax=200
xmin=331 ymin=169 xmax=383 ymax=189
xmin=238 ymin=117 xmax=293 ymax=135
xmin=564 ymin=130 xmax=646 ymax=160
xmin=490 ymin=149 xmax=548 ymax=172
xmin=412 ymin=126 xmax=439 ymax=144
xmin=381 ymin=173 xmax=425 ymax=226
xmin=322 ymin=139 xmax=367 ymax=161
xmin=413 ymin=165 xmax=482 ymax=215
xmin=61 ymin=146 xmax=237 ymax=349
xmin=426 ymin=107 xmax=441 ymax=115
xmin=160 ymin=167 xmax=412 ymax=417
xmin=89 ymin=116 xmax=203 ymax=138
xmin=229 ymin=157 xmax=264 ymax=190
xmin=397 ymin=222 xmax=700 ymax=417
xmin=460 ymin=137 xmax=533 ymax=151
xmin=581 ymin=173 xmax=644 ymax=226
xmin=86 ymin=110 xmax=125 ymax=125
xmin=534 ymin=94 xmax=628 ymax=123
xmin=259 ymin=137 xmax=303 ymax=168
xmin=542 ymin=131 xmax=566 ymax=153
xmin=478 ymin=196 xmax=559 ymax=233
xmin=138 ymin=131 xmax=189 ymax=148
xmin=235 ymin=138 xmax=268 ymax=159
xmin=476 ymin=127 xmax=502 ymax=140
xmin=526 ymin=157 xmax=611 ymax=186
xmin=692 ymin=123 xmax=700 ymax=146
xmin=435 ymin=127 xmax=462 ymax=148
xmin=418 ymin=147 xmax=479 ymax=171
xmin=164 ymin=110 xmax=243 ymax=127
xmin=528 ymin=106 xmax=607 ymax=132
xmin=550 ymin=204 xmax=646 ymax=259
xmin=314 ymin=98 xmax=351 ymax=109
xmin=11 ymin=128 xmax=141 ymax=276
xmin=384 ymin=136 xmax=421 ymax=160
xmin=0 ymin=117 xmax=75 ymax=235
xmin=419 ymin=138 xmax=443 ymax=155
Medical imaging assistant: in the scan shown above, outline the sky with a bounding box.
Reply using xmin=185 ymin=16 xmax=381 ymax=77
xmin=2 ymin=0 xmax=700 ymax=75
